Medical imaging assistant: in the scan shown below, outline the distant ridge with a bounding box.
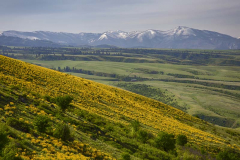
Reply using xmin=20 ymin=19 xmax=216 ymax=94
xmin=0 ymin=35 xmax=62 ymax=47
xmin=2 ymin=26 xmax=240 ymax=49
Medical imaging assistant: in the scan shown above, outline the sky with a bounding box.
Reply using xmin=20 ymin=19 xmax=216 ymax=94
xmin=0 ymin=0 xmax=240 ymax=38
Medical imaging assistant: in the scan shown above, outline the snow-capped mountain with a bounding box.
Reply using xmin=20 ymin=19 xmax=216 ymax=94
xmin=2 ymin=26 xmax=240 ymax=49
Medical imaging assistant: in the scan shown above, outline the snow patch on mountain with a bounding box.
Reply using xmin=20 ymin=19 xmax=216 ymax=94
xmin=27 ymin=36 xmax=39 ymax=40
xmin=137 ymin=30 xmax=158 ymax=42
xmin=2 ymin=31 xmax=40 ymax=40
xmin=164 ymin=26 xmax=196 ymax=36
xmin=116 ymin=32 xmax=128 ymax=39
xmin=103 ymin=30 xmax=129 ymax=39
xmin=99 ymin=33 xmax=108 ymax=40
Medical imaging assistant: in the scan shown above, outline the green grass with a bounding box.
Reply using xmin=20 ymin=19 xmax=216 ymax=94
xmin=22 ymin=60 xmax=240 ymax=81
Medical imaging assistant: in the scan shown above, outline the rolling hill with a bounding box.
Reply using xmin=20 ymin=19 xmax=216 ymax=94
xmin=0 ymin=55 xmax=240 ymax=159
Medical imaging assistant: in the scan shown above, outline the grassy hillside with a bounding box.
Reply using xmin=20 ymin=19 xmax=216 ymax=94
xmin=0 ymin=55 xmax=240 ymax=159
xmin=22 ymin=59 xmax=240 ymax=128
xmin=2 ymin=46 xmax=240 ymax=128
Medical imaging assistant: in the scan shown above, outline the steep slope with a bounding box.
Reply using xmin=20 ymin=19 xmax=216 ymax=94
xmin=0 ymin=55 xmax=240 ymax=159
xmin=2 ymin=27 xmax=240 ymax=49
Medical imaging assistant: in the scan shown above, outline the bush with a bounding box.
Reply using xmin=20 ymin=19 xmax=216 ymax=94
xmin=121 ymin=152 xmax=131 ymax=160
xmin=176 ymin=134 xmax=188 ymax=146
xmin=43 ymin=95 xmax=56 ymax=103
xmin=53 ymin=124 xmax=71 ymax=141
xmin=130 ymin=120 xmax=141 ymax=136
xmin=55 ymin=95 xmax=73 ymax=112
xmin=155 ymin=131 xmax=176 ymax=152
xmin=107 ymin=141 xmax=122 ymax=149
xmin=6 ymin=117 xmax=31 ymax=133
xmin=131 ymin=120 xmax=140 ymax=132
xmin=216 ymin=149 xmax=240 ymax=160
xmin=137 ymin=130 xmax=149 ymax=143
xmin=2 ymin=143 xmax=23 ymax=160
xmin=0 ymin=124 xmax=9 ymax=153
xmin=33 ymin=115 xmax=51 ymax=133
xmin=182 ymin=151 xmax=198 ymax=160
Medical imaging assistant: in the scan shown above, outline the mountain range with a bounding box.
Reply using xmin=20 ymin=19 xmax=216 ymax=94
xmin=1 ymin=26 xmax=240 ymax=49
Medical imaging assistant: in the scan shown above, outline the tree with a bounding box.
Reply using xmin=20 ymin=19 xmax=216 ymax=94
xmin=55 ymin=95 xmax=73 ymax=112
xmin=155 ymin=131 xmax=176 ymax=152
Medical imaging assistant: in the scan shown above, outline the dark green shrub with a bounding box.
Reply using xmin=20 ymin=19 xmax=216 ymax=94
xmin=216 ymin=149 xmax=240 ymax=160
xmin=43 ymin=95 xmax=51 ymax=101
xmin=131 ymin=120 xmax=140 ymax=132
xmin=134 ymin=152 xmax=150 ymax=159
xmin=55 ymin=95 xmax=73 ymax=112
xmin=0 ymin=124 xmax=9 ymax=153
xmin=176 ymin=134 xmax=188 ymax=146
xmin=18 ymin=93 xmax=28 ymax=103
xmin=33 ymin=100 xmax=40 ymax=106
xmin=6 ymin=117 xmax=31 ymax=133
xmin=107 ymin=141 xmax=122 ymax=149
xmin=2 ymin=143 xmax=23 ymax=160
xmin=106 ymin=125 xmax=114 ymax=132
xmin=137 ymin=130 xmax=149 ymax=143
xmin=90 ymin=134 xmax=97 ymax=140
xmin=200 ymin=148 xmax=206 ymax=155
xmin=53 ymin=124 xmax=71 ymax=141
xmin=33 ymin=115 xmax=51 ymax=133
xmin=121 ymin=152 xmax=131 ymax=160
xmin=43 ymin=95 xmax=55 ymax=103
xmin=155 ymin=131 xmax=176 ymax=152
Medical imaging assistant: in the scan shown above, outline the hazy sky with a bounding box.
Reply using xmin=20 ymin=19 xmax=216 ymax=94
xmin=0 ymin=0 xmax=240 ymax=37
